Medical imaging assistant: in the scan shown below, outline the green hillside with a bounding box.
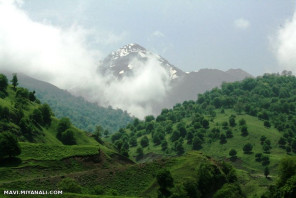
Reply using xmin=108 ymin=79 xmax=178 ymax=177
xmin=1 ymin=72 xmax=296 ymax=198
xmin=109 ymin=73 xmax=296 ymax=197
xmin=7 ymin=72 xmax=133 ymax=133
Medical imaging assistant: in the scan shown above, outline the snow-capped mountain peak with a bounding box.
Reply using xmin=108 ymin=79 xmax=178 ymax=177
xmin=98 ymin=43 xmax=185 ymax=80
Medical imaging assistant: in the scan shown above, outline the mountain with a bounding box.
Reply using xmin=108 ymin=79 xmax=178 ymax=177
xmin=2 ymin=72 xmax=133 ymax=133
xmin=98 ymin=43 xmax=185 ymax=80
xmin=98 ymin=43 xmax=252 ymax=115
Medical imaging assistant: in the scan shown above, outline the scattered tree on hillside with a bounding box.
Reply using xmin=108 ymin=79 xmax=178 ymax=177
xmin=156 ymin=169 xmax=174 ymax=198
xmin=140 ymin=136 xmax=149 ymax=148
xmin=241 ymin=125 xmax=248 ymax=137
xmin=60 ymin=129 xmax=76 ymax=145
xmin=229 ymin=149 xmax=237 ymax=161
xmin=264 ymin=167 xmax=270 ymax=178
xmin=220 ymin=134 xmax=227 ymax=144
xmin=11 ymin=73 xmax=18 ymax=90
xmin=0 ymin=74 xmax=8 ymax=94
xmin=229 ymin=115 xmax=236 ymax=127
xmin=0 ymin=132 xmax=21 ymax=158
xmin=243 ymin=143 xmax=253 ymax=154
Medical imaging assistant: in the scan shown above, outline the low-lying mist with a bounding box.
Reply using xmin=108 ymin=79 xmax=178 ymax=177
xmin=0 ymin=0 xmax=171 ymax=118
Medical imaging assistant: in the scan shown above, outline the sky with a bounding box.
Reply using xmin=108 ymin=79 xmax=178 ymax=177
xmin=20 ymin=0 xmax=296 ymax=75
xmin=1 ymin=0 xmax=296 ymax=117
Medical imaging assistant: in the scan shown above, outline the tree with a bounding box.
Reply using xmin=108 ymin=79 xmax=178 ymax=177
xmin=263 ymin=143 xmax=271 ymax=154
xmin=229 ymin=115 xmax=236 ymax=127
xmin=220 ymin=134 xmax=227 ymax=144
xmin=156 ymin=169 xmax=174 ymax=198
xmin=40 ymin=104 xmax=52 ymax=126
xmin=0 ymin=132 xmax=21 ymax=158
xmin=239 ymin=118 xmax=246 ymax=126
xmin=202 ymin=119 xmax=209 ymax=129
xmin=264 ymin=120 xmax=271 ymax=128
xmin=161 ymin=140 xmax=168 ymax=151
xmin=255 ymin=153 xmax=262 ymax=162
xmin=241 ymin=125 xmax=248 ymax=137
xmin=94 ymin=125 xmax=103 ymax=141
xmin=243 ymin=143 xmax=253 ymax=154
xmin=57 ymin=117 xmax=71 ymax=133
xmin=140 ymin=136 xmax=149 ymax=147
xmin=0 ymin=74 xmax=8 ymax=93
xmin=136 ymin=147 xmax=144 ymax=159
xmin=175 ymin=141 xmax=184 ymax=155
xmin=192 ymin=136 xmax=202 ymax=150
xmin=60 ymin=129 xmax=76 ymax=145
xmin=129 ymin=136 xmax=137 ymax=147
xmin=226 ymin=129 xmax=233 ymax=138
xmin=170 ymin=130 xmax=180 ymax=142
xmin=11 ymin=73 xmax=18 ymax=90
xmin=264 ymin=167 xmax=270 ymax=178
xmin=229 ymin=149 xmax=237 ymax=160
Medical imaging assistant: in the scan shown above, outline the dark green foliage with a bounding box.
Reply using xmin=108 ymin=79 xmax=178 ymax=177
xmin=156 ymin=169 xmax=174 ymax=198
xmin=93 ymin=125 xmax=103 ymax=142
xmin=213 ymin=183 xmax=244 ymax=198
xmin=220 ymin=133 xmax=227 ymax=144
xmin=229 ymin=115 xmax=236 ymax=127
xmin=129 ymin=136 xmax=137 ymax=147
xmin=136 ymin=147 xmax=143 ymax=159
xmin=229 ymin=149 xmax=237 ymax=160
xmin=60 ymin=129 xmax=76 ymax=145
xmin=240 ymin=125 xmax=248 ymax=136
xmin=266 ymin=157 xmax=296 ymax=197
xmin=202 ymin=119 xmax=209 ymax=129
xmin=92 ymin=185 xmax=105 ymax=195
xmin=140 ymin=136 xmax=149 ymax=147
xmin=161 ymin=140 xmax=168 ymax=151
xmin=192 ymin=136 xmax=202 ymax=150
xmin=183 ymin=179 xmax=201 ymax=198
xmin=278 ymin=137 xmax=286 ymax=148
xmin=226 ymin=129 xmax=233 ymax=138
xmin=196 ymin=163 xmax=226 ymax=197
xmin=145 ymin=115 xmax=155 ymax=122
xmin=11 ymin=73 xmax=18 ymax=90
xmin=0 ymin=74 xmax=8 ymax=94
xmin=243 ymin=143 xmax=253 ymax=154
xmin=0 ymin=132 xmax=21 ymax=158
xmin=57 ymin=117 xmax=71 ymax=133
xmin=238 ymin=118 xmax=246 ymax=126
xmin=175 ymin=140 xmax=184 ymax=155
xmin=255 ymin=153 xmax=262 ymax=162
xmin=39 ymin=104 xmax=52 ymax=126
xmin=261 ymin=156 xmax=270 ymax=166
xmin=58 ymin=178 xmax=82 ymax=193
xmin=171 ymin=130 xmax=180 ymax=142
xmin=264 ymin=167 xmax=270 ymax=178
xmin=264 ymin=120 xmax=271 ymax=128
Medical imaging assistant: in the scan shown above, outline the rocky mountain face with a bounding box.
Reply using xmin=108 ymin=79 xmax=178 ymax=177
xmin=98 ymin=43 xmax=252 ymax=115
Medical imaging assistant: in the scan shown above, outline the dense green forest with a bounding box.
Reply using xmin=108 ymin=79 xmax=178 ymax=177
xmin=1 ymin=72 xmax=296 ymax=197
xmin=13 ymin=73 xmax=133 ymax=132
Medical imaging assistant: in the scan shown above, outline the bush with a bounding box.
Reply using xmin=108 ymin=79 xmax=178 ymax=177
xmin=92 ymin=185 xmax=104 ymax=195
xmin=0 ymin=132 xmax=21 ymax=158
xmin=58 ymin=178 xmax=82 ymax=193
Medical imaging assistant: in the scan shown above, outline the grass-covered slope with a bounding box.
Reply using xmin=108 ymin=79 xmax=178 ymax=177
xmin=109 ymin=73 xmax=296 ymax=197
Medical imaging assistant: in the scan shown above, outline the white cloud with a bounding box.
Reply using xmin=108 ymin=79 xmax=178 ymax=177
xmin=272 ymin=13 xmax=296 ymax=73
xmin=0 ymin=0 xmax=171 ymax=118
xmin=234 ymin=18 xmax=250 ymax=30
xmin=152 ymin=30 xmax=165 ymax=38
